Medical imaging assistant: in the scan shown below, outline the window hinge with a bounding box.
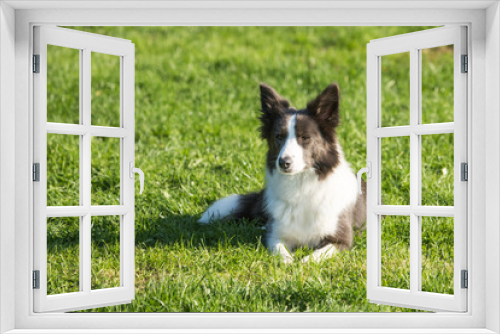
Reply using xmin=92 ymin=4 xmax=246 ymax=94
xmin=461 ymin=162 xmax=468 ymax=181
xmin=461 ymin=270 xmax=468 ymax=289
xmin=33 ymin=54 xmax=40 ymax=73
xmin=33 ymin=163 xmax=40 ymax=182
xmin=461 ymin=54 xmax=468 ymax=73
xmin=33 ymin=270 xmax=40 ymax=289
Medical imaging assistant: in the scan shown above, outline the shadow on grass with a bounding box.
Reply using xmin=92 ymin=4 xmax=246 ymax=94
xmin=135 ymin=212 xmax=266 ymax=249
xmin=47 ymin=210 xmax=266 ymax=251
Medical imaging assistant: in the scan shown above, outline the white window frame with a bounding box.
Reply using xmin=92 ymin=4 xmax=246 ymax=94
xmin=366 ymin=26 xmax=468 ymax=312
xmin=0 ymin=1 xmax=499 ymax=333
xmin=33 ymin=26 xmax=136 ymax=313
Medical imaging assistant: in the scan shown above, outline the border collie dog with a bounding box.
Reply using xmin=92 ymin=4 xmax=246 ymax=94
xmin=199 ymin=83 xmax=366 ymax=263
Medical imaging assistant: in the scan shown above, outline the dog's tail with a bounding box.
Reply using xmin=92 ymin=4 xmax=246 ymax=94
xmin=198 ymin=190 xmax=266 ymax=224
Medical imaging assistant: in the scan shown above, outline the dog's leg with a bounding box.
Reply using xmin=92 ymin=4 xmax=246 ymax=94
xmin=199 ymin=191 xmax=266 ymax=224
xmin=198 ymin=194 xmax=241 ymax=223
xmin=300 ymin=244 xmax=337 ymax=263
xmin=270 ymin=240 xmax=294 ymax=264
xmin=266 ymin=230 xmax=293 ymax=264
xmin=301 ymin=211 xmax=354 ymax=263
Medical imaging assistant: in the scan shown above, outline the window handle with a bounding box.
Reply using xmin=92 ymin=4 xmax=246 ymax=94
xmin=129 ymin=162 xmax=145 ymax=195
xmin=357 ymin=162 xmax=371 ymax=195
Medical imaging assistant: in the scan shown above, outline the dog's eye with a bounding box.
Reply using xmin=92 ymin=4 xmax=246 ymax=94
xmin=275 ymin=135 xmax=283 ymax=140
xmin=301 ymin=136 xmax=310 ymax=141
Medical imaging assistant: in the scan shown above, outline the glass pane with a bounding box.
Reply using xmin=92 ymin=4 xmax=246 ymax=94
xmin=47 ymin=217 xmax=80 ymax=295
xmin=381 ymin=136 xmax=410 ymax=205
xmin=421 ymin=217 xmax=454 ymax=294
xmin=381 ymin=215 xmax=410 ymax=290
xmin=91 ymin=52 xmax=121 ymax=127
xmin=421 ymin=45 xmax=454 ymax=124
xmin=421 ymin=133 xmax=454 ymax=206
xmin=47 ymin=134 xmax=80 ymax=206
xmin=47 ymin=45 xmax=80 ymax=124
xmin=91 ymin=215 xmax=120 ymax=290
xmin=91 ymin=136 xmax=120 ymax=205
xmin=381 ymin=52 xmax=410 ymax=127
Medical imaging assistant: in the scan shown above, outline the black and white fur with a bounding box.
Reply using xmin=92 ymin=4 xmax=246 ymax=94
xmin=199 ymin=83 xmax=367 ymax=263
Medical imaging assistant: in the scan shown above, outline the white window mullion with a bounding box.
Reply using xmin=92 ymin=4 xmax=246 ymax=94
xmin=46 ymin=123 xmax=130 ymax=138
xmin=373 ymin=123 xmax=454 ymax=138
xmin=122 ymin=50 xmax=135 ymax=296
xmin=91 ymin=126 xmax=130 ymax=138
xmin=120 ymin=54 xmax=126 ymax=288
xmin=78 ymin=48 xmax=84 ymax=294
xmin=453 ymin=26 xmax=468 ymax=304
xmin=119 ymin=55 xmax=125 ymax=288
xmin=373 ymin=205 xmax=455 ymax=217
xmin=82 ymin=47 xmax=92 ymax=295
xmin=416 ymin=47 xmax=424 ymax=293
xmin=372 ymin=126 xmax=411 ymax=137
xmin=366 ymin=43 xmax=379 ymax=299
xmin=46 ymin=206 xmax=129 ymax=217
xmin=81 ymin=214 xmax=91 ymax=294
xmin=33 ymin=26 xmax=49 ymax=307
xmin=82 ymin=47 xmax=91 ymax=210
xmin=413 ymin=123 xmax=454 ymax=135
xmin=409 ymin=47 xmax=421 ymax=295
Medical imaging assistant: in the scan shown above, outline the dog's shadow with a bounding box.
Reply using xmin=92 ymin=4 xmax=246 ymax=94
xmin=48 ymin=209 xmax=364 ymax=252
xmin=135 ymin=213 xmax=266 ymax=249
xmin=46 ymin=211 xmax=265 ymax=252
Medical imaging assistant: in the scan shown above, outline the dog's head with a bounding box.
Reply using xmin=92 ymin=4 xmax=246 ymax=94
xmin=259 ymin=83 xmax=340 ymax=179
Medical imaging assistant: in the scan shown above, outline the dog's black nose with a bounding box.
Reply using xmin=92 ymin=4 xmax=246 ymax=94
xmin=279 ymin=156 xmax=292 ymax=170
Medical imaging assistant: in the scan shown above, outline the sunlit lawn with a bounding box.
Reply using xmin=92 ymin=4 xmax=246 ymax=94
xmin=45 ymin=26 xmax=454 ymax=312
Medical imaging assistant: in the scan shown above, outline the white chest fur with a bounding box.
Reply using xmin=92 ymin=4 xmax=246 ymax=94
xmin=264 ymin=157 xmax=358 ymax=249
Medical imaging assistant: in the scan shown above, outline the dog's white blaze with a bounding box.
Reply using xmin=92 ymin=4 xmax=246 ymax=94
xmin=198 ymin=194 xmax=240 ymax=224
xmin=276 ymin=114 xmax=307 ymax=174
xmin=265 ymin=144 xmax=358 ymax=259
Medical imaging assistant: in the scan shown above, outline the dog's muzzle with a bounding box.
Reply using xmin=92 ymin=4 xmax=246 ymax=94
xmin=278 ymin=156 xmax=293 ymax=172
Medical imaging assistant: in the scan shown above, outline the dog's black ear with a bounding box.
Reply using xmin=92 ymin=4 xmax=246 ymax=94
xmin=307 ymin=83 xmax=340 ymax=128
xmin=259 ymin=83 xmax=289 ymax=114
xmin=259 ymin=83 xmax=289 ymax=139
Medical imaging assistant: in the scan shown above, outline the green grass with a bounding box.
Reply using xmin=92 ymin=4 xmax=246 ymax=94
xmin=45 ymin=26 xmax=455 ymax=312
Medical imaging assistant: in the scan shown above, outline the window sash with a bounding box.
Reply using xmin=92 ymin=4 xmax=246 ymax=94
xmin=33 ymin=26 xmax=136 ymax=313
xmin=366 ymin=26 xmax=468 ymax=312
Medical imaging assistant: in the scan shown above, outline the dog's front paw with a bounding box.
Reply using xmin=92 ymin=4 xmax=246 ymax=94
xmin=282 ymin=255 xmax=293 ymax=264
xmin=301 ymin=245 xmax=337 ymax=263
xmin=300 ymin=255 xmax=311 ymax=263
